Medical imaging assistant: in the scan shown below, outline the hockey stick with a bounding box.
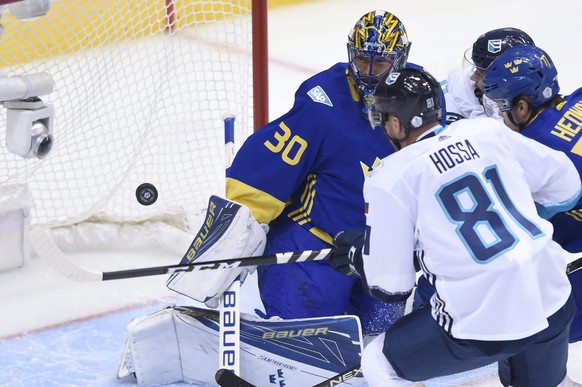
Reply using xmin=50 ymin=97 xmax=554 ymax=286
xmin=215 ymin=364 xmax=362 ymax=387
xmin=312 ymin=364 xmax=362 ymax=387
xmin=30 ymin=227 xmax=331 ymax=282
xmin=567 ymin=255 xmax=582 ymax=274
xmin=220 ymin=115 xmax=241 ymax=376
xmin=215 ymin=368 xmax=255 ymax=387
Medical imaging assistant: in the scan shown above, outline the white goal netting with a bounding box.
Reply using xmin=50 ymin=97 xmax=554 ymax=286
xmin=0 ymin=0 xmax=258 ymax=249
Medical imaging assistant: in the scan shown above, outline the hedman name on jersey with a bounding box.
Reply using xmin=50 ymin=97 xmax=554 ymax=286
xmin=429 ymin=139 xmax=480 ymax=174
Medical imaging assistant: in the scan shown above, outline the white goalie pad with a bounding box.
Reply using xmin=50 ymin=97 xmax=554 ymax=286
xmin=117 ymin=307 xmax=185 ymax=385
xmin=166 ymin=195 xmax=267 ymax=308
xmin=117 ymin=305 xmax=366 ymax=386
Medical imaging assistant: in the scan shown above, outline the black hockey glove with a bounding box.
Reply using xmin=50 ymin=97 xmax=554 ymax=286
xmin=329 ymin=230 xmax=364 ymax=278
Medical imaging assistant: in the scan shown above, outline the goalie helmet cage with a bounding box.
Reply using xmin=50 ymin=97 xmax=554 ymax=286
xmin=0 ymin=0 xmax=268 ymax=251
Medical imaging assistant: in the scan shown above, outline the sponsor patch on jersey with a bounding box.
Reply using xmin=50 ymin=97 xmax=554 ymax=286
xmin=307 ymin=86 xmax=333 ymax=107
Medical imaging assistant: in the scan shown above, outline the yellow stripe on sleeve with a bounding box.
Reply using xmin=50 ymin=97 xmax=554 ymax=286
xmin=226 ymin=177 xmax=286 ymax=224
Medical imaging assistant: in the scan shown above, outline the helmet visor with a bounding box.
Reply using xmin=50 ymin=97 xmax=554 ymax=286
xmin=463 ymin=47 xmax=477 ymax=68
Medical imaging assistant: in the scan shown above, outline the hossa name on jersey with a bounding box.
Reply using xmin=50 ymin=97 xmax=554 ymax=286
xmin=429 ymin=138 xmax=481 ymax=174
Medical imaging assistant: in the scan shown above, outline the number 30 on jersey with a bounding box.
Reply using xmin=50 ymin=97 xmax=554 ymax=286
xmin=264 ymin=122 xmax=308 ymax=166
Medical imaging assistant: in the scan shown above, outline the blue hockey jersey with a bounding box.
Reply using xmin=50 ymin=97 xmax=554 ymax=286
xmin=225 ymin=62 xmax=446 ymax=328
xmin=226 ymin=63 xmax=394 ymax=244
xmin=521 ymin=87 xmax=582 ymax=253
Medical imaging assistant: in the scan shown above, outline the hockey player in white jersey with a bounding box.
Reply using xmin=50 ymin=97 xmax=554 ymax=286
xmin=414 ymin=27 xmax=538 ymax=312
xmin=443 ymin=27 xmax=534 ymax=123
xmin=330 ymin=67 xmax=582 ymax=386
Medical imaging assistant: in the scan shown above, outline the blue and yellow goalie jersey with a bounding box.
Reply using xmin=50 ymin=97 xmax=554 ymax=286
xmin=521 ymin=87 xmax=582 ymax=253
xmin=226 ymin=63 xmax=393 ymax=245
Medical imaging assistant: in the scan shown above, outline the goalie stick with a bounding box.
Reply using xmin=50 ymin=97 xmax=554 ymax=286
xmin=215 ymin=364 xmax=362 ymax=387
xmin=220 ymin=115 xmax=241 ymax=376
xmin=30 ymin=227 xmax=332 ymax=282
xmin=215 ymin=368 xmax=255 ymax=387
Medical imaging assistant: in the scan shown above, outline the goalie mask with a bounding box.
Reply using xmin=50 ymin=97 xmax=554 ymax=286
xmin=347 ymin=10 xmax=411 ymax=99
xmin=368 ymin=68 xmax=442 ymax=135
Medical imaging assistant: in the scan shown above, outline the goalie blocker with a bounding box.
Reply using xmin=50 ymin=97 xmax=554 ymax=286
xmin=166 ymin=195 xmax=268 ymax=308
xmin=117 ymin=305 xmax=365 ymax=386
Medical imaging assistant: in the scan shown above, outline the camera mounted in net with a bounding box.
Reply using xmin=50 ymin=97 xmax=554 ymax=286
xmin=2 ymin=72 xmax=55 ymax=159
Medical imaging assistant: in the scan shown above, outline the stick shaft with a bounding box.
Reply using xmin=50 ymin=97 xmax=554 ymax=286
xmin=102 ymin=249 xmax=332 ymax=281
xmin=214 ymin=364 xmax=361 ymax=387
xmin=567 ymin=256 xmax=582 ymax=274
xmin=221 ymin=115 xmax=240 ymax=375
xmin=312 ymin=364 xmax=362 ymax=387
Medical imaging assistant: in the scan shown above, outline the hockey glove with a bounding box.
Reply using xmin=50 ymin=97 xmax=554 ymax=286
xmin=329 ymin=230 xmax=364 ymax=278
xmin=166 ymin=195 xmax=268 ymax=308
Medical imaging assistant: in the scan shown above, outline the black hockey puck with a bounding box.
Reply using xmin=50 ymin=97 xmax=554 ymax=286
xmin=135 ymin=183 xmax=158 ymax=206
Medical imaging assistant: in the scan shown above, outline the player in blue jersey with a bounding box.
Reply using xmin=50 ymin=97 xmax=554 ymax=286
xmin=332 ymin=67 xmax=581 ymax=387
xmin=225 ymin=10 xmax=444 ymax=335
xmin=483 ymin=44 xmax=582 ymax=343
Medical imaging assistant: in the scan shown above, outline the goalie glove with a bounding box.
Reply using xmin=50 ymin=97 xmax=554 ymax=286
xmin=166 ymin=195 xmax=267 ymax=308
xmin=329 ymin=230 xmax=364 ymax=278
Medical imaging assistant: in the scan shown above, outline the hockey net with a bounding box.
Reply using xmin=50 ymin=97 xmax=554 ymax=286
xmin=0 ymin=0 xmax=266 ymax=255
xmin=0 ymin=0 xmax=267 ymax=253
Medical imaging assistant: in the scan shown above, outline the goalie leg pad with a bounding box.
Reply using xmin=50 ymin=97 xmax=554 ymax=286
xmin=117 ymin=307 xmax=189 ymax=386
xmin=118 ymin=305 xmax=368 ymax=386
xmin=166 ymin=195 xmax=267 ymax=307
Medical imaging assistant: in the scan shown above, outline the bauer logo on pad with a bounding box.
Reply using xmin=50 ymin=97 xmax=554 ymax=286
xmin=307 ymin=86 xmax=333 ymax=107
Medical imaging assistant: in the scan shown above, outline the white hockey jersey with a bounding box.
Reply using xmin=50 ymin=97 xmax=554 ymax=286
xmin=363 ymin=118 xmax=582 ymax=341
xmin=444 ymin=66 xmax=501 ymax=121
xmin=444 ymin=66 xmax=483 ymax=120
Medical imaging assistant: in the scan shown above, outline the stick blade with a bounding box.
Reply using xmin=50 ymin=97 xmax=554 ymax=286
xmin=30 ymin=227 xmax=103 ymax=282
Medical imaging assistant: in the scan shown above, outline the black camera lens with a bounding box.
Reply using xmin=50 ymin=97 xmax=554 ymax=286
xmin=36 ymin=135 xmax=53 ymax=158
xmin=30 ymin=121 xmax=53 ymax=159
xmin=33 ymin=132 xmax=53 ymax=159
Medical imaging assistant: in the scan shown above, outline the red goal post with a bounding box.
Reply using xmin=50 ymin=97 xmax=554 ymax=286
xmin=0 ymin=0 xmax=268 ymax=254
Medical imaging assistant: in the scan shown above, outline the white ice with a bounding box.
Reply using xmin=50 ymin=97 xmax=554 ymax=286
xmin=1 ymin=0 xmax=582 ymax=385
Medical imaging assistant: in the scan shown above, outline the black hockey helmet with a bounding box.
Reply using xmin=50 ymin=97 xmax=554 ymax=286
xmin=369 ymin=67 xmax=442 ymax=132
xmin=469 ymin=27 xmax=535 ymax=70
